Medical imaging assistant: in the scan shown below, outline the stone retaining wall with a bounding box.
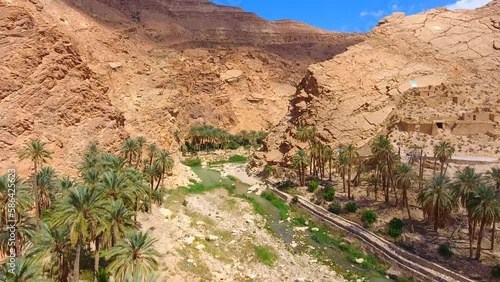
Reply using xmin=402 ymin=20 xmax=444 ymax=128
xmin=268 ymin=188 xmax=474 ymax=282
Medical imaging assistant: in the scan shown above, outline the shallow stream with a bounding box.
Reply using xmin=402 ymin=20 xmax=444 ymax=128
xmin=191 ymin=166 xmax=393 ymax=282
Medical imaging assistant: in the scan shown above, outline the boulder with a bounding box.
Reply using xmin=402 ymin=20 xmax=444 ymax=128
xmin=221 ymin=69 xmax=243 ymax=82
xmin=108 ymin=62 xmax=122 ymax=70
xmin=205 ymin=234 xmax=219 ymax=241
xmin=355 ymin=258 xmax=364 ymax=264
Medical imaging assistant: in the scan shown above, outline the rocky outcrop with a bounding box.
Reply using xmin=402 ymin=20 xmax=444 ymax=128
xmin=263 ymin=2 xmax=500 ymax=164
xmin=0 ymin=4 xmax=127 ymax=174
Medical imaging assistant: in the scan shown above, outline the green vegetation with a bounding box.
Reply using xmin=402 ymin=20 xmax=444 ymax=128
xmin=253 ymin=245 xmax=277 ymax=266
xmin=492 ymin=265 xmax=500 ymax=278
xmin=209 ymin=154 xmax=248 ymax=165
xmin=323 ymin=186 xmax=335 ymax=202
xmin=185 ymin=125 xmax=267 ymax=152
xmin=263 ymin=165 xmax=273 ymax=175
xmin=0 ymin=138 xmax=170 ymax=282
xmin=361 ymin=210 xmax=377 ymax=227
xmin=309 ymin=225 xmax=386 ymax=273
xmin=226 ymin=175 xmax=238 ymax=182
xmin=438 ymin=244 xmax=453 ymax=258
xmin=345 ymin=202 xmax=358 ymax=213
xmin=308 ymin=180 xmax=320 ymax=192
xmin=328 ymin=202 xmax=342 ymax=215
xmin=184 ymin=158 xmax=202 ymax=167
xmin=388 ymin=218 xmax=404 ymax=238
xmin=261 ymin=191 xmax=289 ymax=220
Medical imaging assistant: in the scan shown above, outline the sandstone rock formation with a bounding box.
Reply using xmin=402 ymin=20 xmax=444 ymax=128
xmin=262 ymin=1 xmax=500 ymax=164
xmin=0 ymin=0 xmax=363 ymax=174
xmin=0 ymin=3 xmax=128 ymax=174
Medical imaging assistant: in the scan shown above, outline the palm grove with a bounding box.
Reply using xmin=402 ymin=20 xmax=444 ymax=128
xmin=0 ymin=137 xmax=174 ymax=282
xmin=291 ymin=126 xmax=500 ymax=260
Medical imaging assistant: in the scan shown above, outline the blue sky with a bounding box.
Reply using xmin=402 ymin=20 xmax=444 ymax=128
xmin=209 ymin=0 xmax=492 ymax=32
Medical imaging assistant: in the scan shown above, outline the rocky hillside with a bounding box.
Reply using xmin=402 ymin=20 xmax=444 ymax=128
xmin=0 ymin=0 xmax=363 ymax=174
xmin=261 ymin=1 xmax=500 ymax=165
xmin=0 ymin=3 xmax=128 ymax=174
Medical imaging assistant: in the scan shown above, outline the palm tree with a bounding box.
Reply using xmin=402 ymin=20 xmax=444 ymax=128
xmin=292 ymin=150 xmax=310 ymax=186
xmin=144 ymin=163 xmax=162 ymax=191
xmin=121 ymin=138 xmax=139 ymax=165
xmin=155 ymin=150 xmax=174 ymax=186
xmin=371 ymin=136 xmax=396 ymax=203
xmin=433 ymin=141 xmax=455 ymax=176
xmin=146 ymin=144 xmax=158 ymax=169
xmin=0 ymin=215 xmax=37 ymax=257
xmin=487 ymin=167 xmax=500 ymax=249
xmin=135 ymin=137 xmax=147 ymax=168
xmin=418 ymin=175 xmax=456 ymax=231
xmin=467 ymin=184 xmax=500 ymax=260
xmin=104 ymin=231 xmax=160 ymax=282
xmin=295 ymin=126 xmax=316 ymax=175
xmin=19 ymin=140 xmax=53 ymax=219
xmin=99 ymin=171 xmax=132 ymax=202
xmin=452 ymin=167 xmax=483 ymax=257
xmin=28 ymin=223 xmax=72 ymax=282
xmin=364 ymin=174 xmax=381 ymax=200
xmin=488 ymin=168 xmax=500 ymax=190
xmin=324 ymin=146 xmax=335 ymax=180
xmin=36 ymin=166 xmax=58 ymax=211
xmin=50 ymin=185 xmax=107 ymax=282
xmin=0 ymin=175 xmax=32 ymax=229
xmin=394 ymin=163 xmax=418 ymax=225
xmin=58 ymin=176 xmax=74 ymax=191
xmin=343 ymin=143 xmax=359 ymax=200
xmin=336 ymin=152 xmax=349 ymax=193
xmin=2 ymin=257 xmax=40 ymax=282
xmin=104 ymin=201 xmax=136 ymax=247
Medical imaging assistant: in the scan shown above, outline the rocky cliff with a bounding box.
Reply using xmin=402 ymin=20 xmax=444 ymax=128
xmin=0 ymin=0 xmax=363 ymax=174
xmin=66 ymin=0 xmax=363 ymax=63
xmin=0 ymin=3 xmax=128 ymax=174
xmin=261 ymin=1 xmax=500 ymax=165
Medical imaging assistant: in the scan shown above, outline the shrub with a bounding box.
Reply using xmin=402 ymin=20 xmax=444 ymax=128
xmin=345 ymin=202 xmax=358 ymax=213
xmin=253 ymin=245 xmax=277 ymax=266
xmin=388 ymin=218 xmax=404 ymax=238
xmin=323 ymin=186 xmax=335 ymax=202
xmin=328 ymin=202 xmax=342 ymax=215
xmin=438 ymin=244 xmax=453 ymax=258
xmin=228 ymin=154 xmax=247 ymax=163
xmin=361 ymin=210 xmax=377 ymax=226
xmin=492 ymin=265 xmax=500 ymax=278
xmin=291 ymin=195 xmax=299 ymax=204
xmin=276 ymin=180 xmax=295 ymax=191
xmin=308 ymin=180 xmax=320 ymax=192
xmin=263 ymin=165 xmax=273 ymax=175
xmin=184 ymin=158 xmax=201 ymax=167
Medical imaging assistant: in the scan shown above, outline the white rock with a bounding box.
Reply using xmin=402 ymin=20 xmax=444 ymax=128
xmin=206 ymin=234 xmax=219 ymax=241
xmin=295 ymin=278 xmax=306 ymax=282
xmin=159 ymin=208 xmax=173 ymax=219
xmin=293 ymin=226 xmax=309 ymax=232
xmin=247 ymin=273 xmax=257 ymax=280
xmin=187 ymin=259 xmax=196 ymax=265
xmin=311 ymin=227 xmax=319 ymax=232
xmin=355 ymin=258 xmax=364 ymax=264
xmin=108 ymin=62 xmax=122 ymax=70
xmin=196 ymin=221 xmax=205 ymax=226
xmin=194 ymin=233 xmax=205 ymax=240
xmin=183 ymin=236 xmax=195 ymax=245
xmin=290 ymin=241 xmax=298 ymax=248
xmin=195 ymin=244 xmax=205 ymax=251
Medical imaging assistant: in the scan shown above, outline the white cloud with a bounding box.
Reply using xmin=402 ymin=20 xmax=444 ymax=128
xmin=360 ymin=10 xmax=385 ymax=17
xmin=446 ymin=0 xmax=492 ymax=10
xmin=392 ymin=4 xmax=400 ymax=10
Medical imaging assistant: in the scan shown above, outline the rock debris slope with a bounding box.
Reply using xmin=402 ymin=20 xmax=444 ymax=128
xmin=262 ymin=1 xmax=500 ymax=164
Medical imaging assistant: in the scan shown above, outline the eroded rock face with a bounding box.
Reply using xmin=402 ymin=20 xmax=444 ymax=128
xmin=263 ymin=2 xmax=500 ymax=164
xmin=0 ymin=4 xmax=127 ymax=174
xmin=70 ymin=0 xmax=364 ymax=63
xmin=0 ymin=0 xmax=364 ymax=173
